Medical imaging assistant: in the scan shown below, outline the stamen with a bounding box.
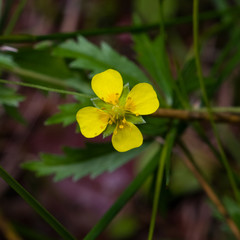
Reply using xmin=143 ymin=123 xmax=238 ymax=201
xmin=113 ymin=129 xmax=118 ymax=135
xmin=135 ymin=113 xmax=139 ymax=116
xmin=109 ymin=120 xmax=113 ymax=124
xmin=119 ymin=124 xmax=124 ymax=129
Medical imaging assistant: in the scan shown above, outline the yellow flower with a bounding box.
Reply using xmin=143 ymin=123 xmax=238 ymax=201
xmin=76 ymin=69 xmax=159 ymax=152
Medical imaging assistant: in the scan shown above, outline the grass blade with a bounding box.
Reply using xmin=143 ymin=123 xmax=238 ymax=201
xmin=0 ymin=165 xmax=76 ymax=240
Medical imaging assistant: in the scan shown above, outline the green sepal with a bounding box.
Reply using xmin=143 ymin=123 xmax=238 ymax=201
xmin=125 ymin=114 xmax=146 ymax=125
xmin=91 ymin=97 xmax=112 ymax=110
xmin=103 ymin=123 xmax=116 ymax=138
xmin=118 ymin=83 xmax=130 ymax=106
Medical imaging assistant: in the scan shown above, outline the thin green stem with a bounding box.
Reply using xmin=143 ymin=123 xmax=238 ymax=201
xmin=193 ymin=0 xmax=240 ymax=202
xmin=0 ymin=6 xmax=239 ymax=44
xmin=0 ymin=165 xmax=76 ymax=240
xmin=0 ymin=79 xmax=92 ymax=98
xmin=4 ymin=0 xmax=27 ymax=35
xmin=148 ymin=129 xmax=177 ymax=240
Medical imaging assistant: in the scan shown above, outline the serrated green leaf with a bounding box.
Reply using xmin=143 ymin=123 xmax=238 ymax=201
xmin=125 ymin=114 xmax=146 ymax=125
xmin=53 ymin=36 xmax=150 ymax=87
xmin=0 ymin=86 xmax=24 ymax=106
xmin=133 ymin=31 xmax=173 ymax=103
xmin=45 ymin=103 xmax=81 ymax=127
xmin=22 ymin=142 xmax=148 ymax=181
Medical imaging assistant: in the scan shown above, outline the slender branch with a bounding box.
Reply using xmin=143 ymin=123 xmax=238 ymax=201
xmin=0 ymin=79 xmax=92 ymax=99
xmin=0 ymin=6 xmax=239 ymax=44
xmin=153 ymin=108 xmax=240 ymax=124
xmin=179 ymin=141 xmax=240 ymax=240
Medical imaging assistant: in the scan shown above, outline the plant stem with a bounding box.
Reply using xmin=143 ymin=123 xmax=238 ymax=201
xmin=148 ymin=129 xmax=177 ymax=240
xmin=0 ymin=6 xmax=239 ymax=44
xmin=0 ymin=165 xmax=76 ymax=240
xmin=180 ymin=141 xmax=240 ymax=240
xmin=153 ymin=108 xmax=240 ymax=124
xmin=3 ymin=0 xmax=27 ymax=35
xmin=2 ymin=78 xmax=240 ymax=124
xmin=193 ymin=0 xmax=240 ymax=202
xmin=0 ymin=79 xmax=92 ymax=98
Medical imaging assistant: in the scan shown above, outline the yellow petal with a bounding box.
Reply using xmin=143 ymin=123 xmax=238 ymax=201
xmin=91 ymin=69 xmax=123 ymax=104
xmin=76 ymin=107 xmax=109 ymax=138
xmin=112 ymin=122 xmax=143 ymax=152
xmin=125 ymin=83 xmax=159 ymax=115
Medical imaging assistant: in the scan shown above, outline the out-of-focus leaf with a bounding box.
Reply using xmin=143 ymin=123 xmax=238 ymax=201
xmin=22 ymin=143 xmax=147 ymax=181
xmin=53 ymin=36 xmax=150 ymax=87
xmin=4 ymin=105 xmax=26 ymax=124
xmin=45 ymin=103 xmax=81 ymax=127
xmin=0 ymin=86 xmax=24 ymax=106
xmin=133 ymin=32 xmax=173 ymax=103
xmin=0 ymin=50 xmax=88 ymax=93
xmin=0 ymin=54 xmax=17 ymax=69
xmin=223 ymin=197 xmax=240 ymax=228
xmin=177 ymin=58 xmax=216 ymax=96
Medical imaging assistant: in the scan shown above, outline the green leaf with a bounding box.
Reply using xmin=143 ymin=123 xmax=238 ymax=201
xmin=45 ymin=103 xmax=81 ymax=127
xmin=22 ymin=143 xmax=148 ymax=181
xmin=0 ymin=86 xmax=24 ymax=106
xmin=125 ymin=114 xmax=146 ymax=125
xmin=0 ymin=50 xmax=88 ymax=92
xmin=4 ymin=105 xmax=27 ymax=124
xmin=133 ymin=31 xmax=173 ymax=103
xmin=83 ymin=143 xmax=161 ymax=240
xmin=53 ymin=36 xmax=150 ymax=87
xmin=0 ymin=53 xmax=17 ymax=69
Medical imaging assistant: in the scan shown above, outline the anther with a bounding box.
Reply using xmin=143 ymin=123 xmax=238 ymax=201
xmin=119 ymin=125 xmax=124 ymax=129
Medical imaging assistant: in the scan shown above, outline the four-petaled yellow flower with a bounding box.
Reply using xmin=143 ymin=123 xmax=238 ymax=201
xmin=76 ymin=69 xmax=159 ymax=152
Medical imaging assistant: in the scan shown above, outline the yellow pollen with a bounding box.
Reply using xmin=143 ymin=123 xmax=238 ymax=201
xmin=114 ymin=129 xmax=118 ymax=135
xmin=119 ymin=125 xmax=124 ymax=129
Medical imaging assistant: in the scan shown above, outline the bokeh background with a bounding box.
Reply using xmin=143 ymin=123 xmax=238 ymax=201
xmin=1 ymin=0 xmax=240 ymax=239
